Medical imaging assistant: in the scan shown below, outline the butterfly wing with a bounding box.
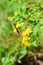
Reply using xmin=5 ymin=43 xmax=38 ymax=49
xmin=9 ymin=33 xmax=21 ymax=38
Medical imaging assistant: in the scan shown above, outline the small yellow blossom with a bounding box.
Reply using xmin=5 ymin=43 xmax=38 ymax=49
xmin=13 ymin=28 xmax=17 ymax=33
xmin=16 ymin=22 xmax=24 ymax=28
xmin=13 ymin=22 xmax=24 ymax=33
xmin=14 ymin=11 xmax=21 ymax=16
xmin=22 ymin=38 xmax=30 ymax=46
xmin=22 ymin=36 xmax=30 ymax=47
xmin=22 ymin=36 xmax=30 ymax=43
xmin=22 ymin=36 xmax=30 ymax=42
xmin=25 ymin=29 xmax=32 ymax=33
xmin=22 ymin=29 xmax=32 ymax=36
xmin=24 ymin=42 xmax=30 ymax=46
xmin=22 ymin=31 xmax=27 ymax=36
xmin=8 ymin=16 xmax=14 ymax=22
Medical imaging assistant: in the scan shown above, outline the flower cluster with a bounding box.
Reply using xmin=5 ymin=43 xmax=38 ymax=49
xmin=22 ymin=36 xmax=30 ymax=46
xmin=22 ymin=29 xmax=32 ymax=47
xmin=22 ymin=29 xmax=32 ymax=36
xmin=13 ymin=22 xmax=24 ymax=33
xmin=16 ymin=22 xmax=24 ymax=28
xmin=13 ymin=22 xmax=32 ymax=47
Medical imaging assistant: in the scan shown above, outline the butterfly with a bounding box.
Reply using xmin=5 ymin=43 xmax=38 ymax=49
xmin=9 ymin=24 xmax=21 ymax=38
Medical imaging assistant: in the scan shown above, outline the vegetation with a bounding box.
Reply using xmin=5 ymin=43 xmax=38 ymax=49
xmin=0 ymin=0 xmax=43 ymax=65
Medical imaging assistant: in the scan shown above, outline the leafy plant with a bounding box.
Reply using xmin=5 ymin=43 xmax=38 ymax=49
xmin=0 ymin=0 xmax=43 ymax=65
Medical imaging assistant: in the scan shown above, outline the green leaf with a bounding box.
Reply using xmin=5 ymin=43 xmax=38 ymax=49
xmin=32 ymin=25 xmax=39 ymax=35
xmin=18 ymin=47 xmax=27 ymax=63
xmin=31 ymin=40 xmax=38 ymax=47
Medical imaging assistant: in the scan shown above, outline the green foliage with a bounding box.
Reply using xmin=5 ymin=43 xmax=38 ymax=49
xmin=0 ymin=0 xmax=43 ymax=65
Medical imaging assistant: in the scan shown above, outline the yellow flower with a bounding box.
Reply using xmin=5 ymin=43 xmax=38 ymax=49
xmin=25 ymin=29 xmax=32 ymax=33
xmin=13 ymin=28 xmax=17 ymax=33
xmin=22 ymin=38 xmax=30 ymax=46
xmin=8 ymin=16 xmax=14 ymax=22
xmin=24 ymin=42 xmax=30 ymax=46
xmin=22 ymin=36 xmax=30 ymax=43
xmin=13 ymin=22 xmax=24 ymax=33
xmin=16 ymin=22 xmax=24 ymax=28
xmin=22 ymin=31 xmax=27 ymax=36
xmin=22 ymin=36 xmax=30 ymax=41
xmin=14 ymin=11 xmax=21 ymax=16
xmin=22 ymin=29 xmax=32 ymax=36
xmin=22 ymin=36 xmax=30 ymax=47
